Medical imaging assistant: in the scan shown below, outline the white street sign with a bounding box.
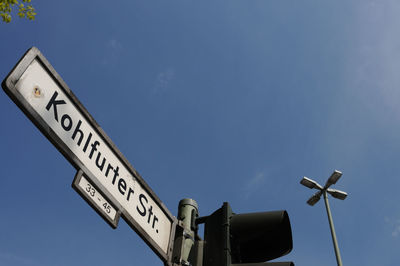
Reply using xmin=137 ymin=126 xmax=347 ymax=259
xmin=2 ymin=47 xmax=176 ymax=263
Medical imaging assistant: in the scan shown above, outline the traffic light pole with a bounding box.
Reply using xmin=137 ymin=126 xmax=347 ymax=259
xmin=172 ymin=199 xmax=200 ymax=266
xmin=323 ymin=191 xmax=343 ymax=266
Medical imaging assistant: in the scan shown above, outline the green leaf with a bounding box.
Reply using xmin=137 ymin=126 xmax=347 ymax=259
xmin=1 ymin=0 xmax=36 ymax=23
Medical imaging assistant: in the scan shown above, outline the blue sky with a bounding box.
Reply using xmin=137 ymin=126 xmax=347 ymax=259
xmin=1 ymin=1 xmax=400 ymax=265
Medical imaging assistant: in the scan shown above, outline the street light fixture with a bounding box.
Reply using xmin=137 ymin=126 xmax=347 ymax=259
xmin=306 ymin=190 xmax=322 ymax=206
xmin=325 ymin=170 xmax=343 ymax=188
xmin=327 ymin=189 xmax=347 ymax=200
xmin=300 ymin=170 xmax=347 ymax=266
xmin=300 ymin=177 xmax=323 ymax=190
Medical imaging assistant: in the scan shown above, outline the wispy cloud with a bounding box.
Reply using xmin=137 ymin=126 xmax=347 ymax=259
xmin=384 ymin=216 xmax=400 ymax=238
xmin=351 ymin=1 xmax=400 ymax=114
xmin=242 ymin=171 xmax=267 ymax=199
xmin=108 ymin=39 xmax=122 ymax=50
xmin=153 ymin=68 xmax=175 ymax=95
xmin=0 ymin=252 xmax=38 ymax=266
xmin=102 ymin=39 xmax=123 ymax=67
xmin=392 ymin=225 xmax=400 ymax=238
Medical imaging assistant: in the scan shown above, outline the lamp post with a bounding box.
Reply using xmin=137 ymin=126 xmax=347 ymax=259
xmin=300 ymin=170 xmax=347 ymax=266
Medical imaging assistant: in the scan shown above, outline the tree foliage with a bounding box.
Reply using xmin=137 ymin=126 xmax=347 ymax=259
xmin=0 ymin=0 xmax=36 ymax=23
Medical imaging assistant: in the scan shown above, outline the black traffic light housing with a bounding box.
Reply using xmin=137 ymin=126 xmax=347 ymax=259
xmin=201 ymin=202 xmax=293 ymax=266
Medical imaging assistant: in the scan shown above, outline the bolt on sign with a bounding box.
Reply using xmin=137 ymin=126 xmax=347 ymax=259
xmin=2 ymin=47 xmax=177 ymax=264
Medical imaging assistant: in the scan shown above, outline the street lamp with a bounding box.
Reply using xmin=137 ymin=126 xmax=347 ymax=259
xmin=300 ymin=170 xmax=347 ymax=266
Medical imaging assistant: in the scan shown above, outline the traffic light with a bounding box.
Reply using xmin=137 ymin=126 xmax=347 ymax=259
xmin=200 ymin=202 xmax=293 ymax=266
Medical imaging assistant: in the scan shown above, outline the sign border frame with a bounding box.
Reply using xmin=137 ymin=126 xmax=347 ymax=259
xmin=2 ymin=47 xmax=177 ymax=264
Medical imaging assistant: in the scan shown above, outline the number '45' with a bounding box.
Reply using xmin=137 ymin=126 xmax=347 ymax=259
xmin=103 ymin=203 xmax=111 ymax=213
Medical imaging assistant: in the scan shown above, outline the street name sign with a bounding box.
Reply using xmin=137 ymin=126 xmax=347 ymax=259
xmin=2 ymin=47 xmax=177 ymax=264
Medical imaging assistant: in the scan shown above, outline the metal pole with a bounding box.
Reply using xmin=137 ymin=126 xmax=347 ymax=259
xmin=323 ymin=190 xmax=343 ymax=266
